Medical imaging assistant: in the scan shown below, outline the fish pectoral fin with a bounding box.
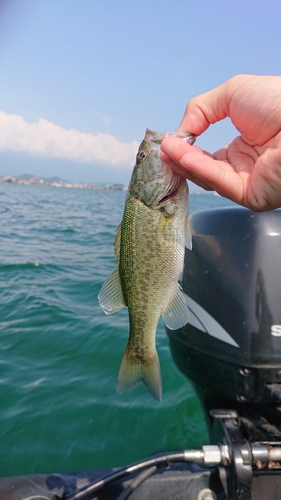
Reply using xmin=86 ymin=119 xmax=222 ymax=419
xmin=185 ymin=217 xmax=192 ymax=250
xmin=162 ymin=285 xmax=189 ymax=330
xmin=116 ymin=348 xmax=162 ymax=401
xmin=114 ymin=222 xmax=122 ymax=264
xmin=98 ymin=267 xmax=126 ymax=315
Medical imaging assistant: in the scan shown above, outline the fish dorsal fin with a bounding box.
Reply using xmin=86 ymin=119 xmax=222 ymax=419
xmin=114 ymin=222 xmax=122 ymax=264
xmin=185 ymin=217 xmax=192 ymax=250
xmin=98 ymin=267 xmax=126 ymax=314
xmin=162 ymin=285 xmax=189 ymax=329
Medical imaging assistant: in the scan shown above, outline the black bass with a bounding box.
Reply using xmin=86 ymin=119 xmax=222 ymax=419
xmin=98 ymin=129 xmax=195 ymax=400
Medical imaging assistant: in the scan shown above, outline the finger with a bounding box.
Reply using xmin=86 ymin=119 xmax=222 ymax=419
xmin=160 ymin=139 xmax=214 ymax=190
xmin=164 ymin=158 xmax=214 ymax=191
xmin=160 ymin=151 xmax=174 ymax=164
xmin=178 ymin=151 xmax=245 ymax=204
xmin=161 ymin=137 xmax=205 ymax=162
xmin=176 ymin=80 xmax=231 ymax=136
xmin=162 ymin=137 xmax=245 ymax=204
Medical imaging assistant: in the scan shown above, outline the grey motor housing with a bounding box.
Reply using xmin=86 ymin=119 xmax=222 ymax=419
xmin=167 ymin=207 xmax=281 ymax=403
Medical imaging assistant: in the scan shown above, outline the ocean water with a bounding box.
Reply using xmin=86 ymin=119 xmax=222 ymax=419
xmin=0 ymin=183 xmax=235 ymax=478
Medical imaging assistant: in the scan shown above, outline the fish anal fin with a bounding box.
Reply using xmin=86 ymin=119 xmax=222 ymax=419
xmin=162 ymin=285 xmax=189 ymax=330
xmin=116 ymin=347 xmax=162 ymax=400
xmin=98 ymin=267 xmax=126 ymax=315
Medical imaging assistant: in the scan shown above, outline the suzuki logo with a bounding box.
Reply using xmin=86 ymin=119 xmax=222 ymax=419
xmin=271 ymin=325 xmax=281 ymax=337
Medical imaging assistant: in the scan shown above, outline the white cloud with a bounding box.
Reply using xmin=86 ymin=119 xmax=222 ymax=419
xmin=0 ymin=111 xmax=139 ymax=168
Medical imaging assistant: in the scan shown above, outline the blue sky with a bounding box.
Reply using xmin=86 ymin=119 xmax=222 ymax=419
xmin=0 ymin=0 xmax=280 ymax=185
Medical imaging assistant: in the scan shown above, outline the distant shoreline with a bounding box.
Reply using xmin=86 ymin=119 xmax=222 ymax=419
xmin=0 ymin=174 xmax=126 ymax=191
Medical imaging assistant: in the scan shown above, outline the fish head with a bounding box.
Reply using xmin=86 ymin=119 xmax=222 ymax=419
xmin=129 ymin=129 xmax=195 ymax=207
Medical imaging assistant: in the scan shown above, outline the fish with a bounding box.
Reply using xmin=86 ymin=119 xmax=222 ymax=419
xmin=98 ymin=128 xmax=195 ymax=400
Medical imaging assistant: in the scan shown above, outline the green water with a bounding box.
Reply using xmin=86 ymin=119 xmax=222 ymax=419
xmin=0 ymin=184 xmax=235 ymax=477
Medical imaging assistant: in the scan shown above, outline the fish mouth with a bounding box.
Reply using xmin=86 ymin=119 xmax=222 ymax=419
xmin=145 ymin=129 xmax=196 ymax=146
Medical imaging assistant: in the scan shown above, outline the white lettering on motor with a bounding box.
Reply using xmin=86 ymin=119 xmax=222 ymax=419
xmin=271 ymin=325 xmax=281 ymax=337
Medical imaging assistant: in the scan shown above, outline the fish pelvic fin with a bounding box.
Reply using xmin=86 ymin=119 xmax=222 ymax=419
xmin=116 ymin=347 xmax=162 ymax=401
xmin=98 ymin=266 xmax=126 ymax=315
xmin=162 ymin=285 xmax=189 ymax=330
xmin=185 ymin=216 xmax=192 ymax=250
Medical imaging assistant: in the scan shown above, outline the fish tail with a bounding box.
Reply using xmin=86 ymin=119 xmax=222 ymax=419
xmin=116 ymin=347 xmax=162 ymax=400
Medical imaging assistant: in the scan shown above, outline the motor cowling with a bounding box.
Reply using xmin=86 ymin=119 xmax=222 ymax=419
xmin=167 ymin=207 xmax=281 ymax=403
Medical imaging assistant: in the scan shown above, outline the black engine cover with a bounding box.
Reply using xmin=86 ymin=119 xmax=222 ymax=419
xmin=167 ymin=207 xmax=281 ymax=403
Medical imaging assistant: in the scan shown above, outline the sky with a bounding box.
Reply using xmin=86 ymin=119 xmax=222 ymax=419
xmin=0 ymin=0 xmax=280 ymax=186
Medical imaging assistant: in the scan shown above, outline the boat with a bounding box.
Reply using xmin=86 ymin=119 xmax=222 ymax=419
xmin=1 ymin=207 xmax=281 ymax=499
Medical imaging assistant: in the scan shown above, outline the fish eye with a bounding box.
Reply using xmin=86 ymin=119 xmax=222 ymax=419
xmin=137 ymin=150 xmax=147 ymax=162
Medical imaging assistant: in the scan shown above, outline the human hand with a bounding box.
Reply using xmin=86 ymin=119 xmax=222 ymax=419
xmin=160 ymin=74 xmax=281 ymax=211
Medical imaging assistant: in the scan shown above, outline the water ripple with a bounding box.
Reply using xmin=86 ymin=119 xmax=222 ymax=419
xmin=0 ymin=184 xmax=234 ymax=476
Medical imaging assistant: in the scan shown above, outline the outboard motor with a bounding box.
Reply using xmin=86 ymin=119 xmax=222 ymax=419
xmin=167 ymin=206 xmax=281 ymax=407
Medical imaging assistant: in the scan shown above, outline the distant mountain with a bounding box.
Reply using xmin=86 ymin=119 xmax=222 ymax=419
xmin=18 ymin=173 xmax=36 ymax=180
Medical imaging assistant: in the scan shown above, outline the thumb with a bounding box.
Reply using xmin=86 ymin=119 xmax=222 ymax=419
xmin=177 ymin=80 xmax=232 ymax=136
